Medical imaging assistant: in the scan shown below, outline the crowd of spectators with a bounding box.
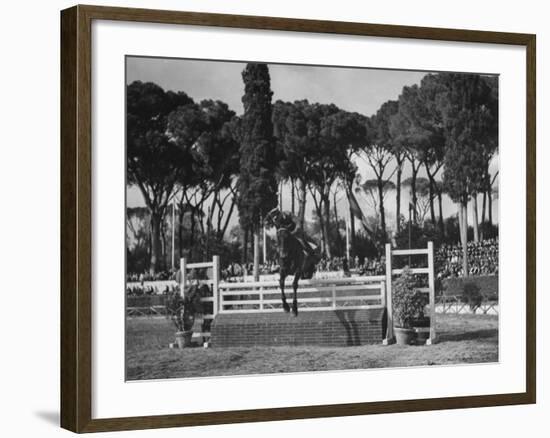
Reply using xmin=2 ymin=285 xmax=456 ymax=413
xmin=219 ymin=256 xmax=386 ymax=281
xmin=220 ymin=261 xmax=281 ymax=280
xmin=126 ymin=269 xmax=177 ymax=296
xmin=126 ymin=270 xmax=175 ymax=283
xmin=126 ymin=238 xmax=499 ymax=293
xmin=354 ymin=258 xmax=386 ymax=276
xmin=126 ymin=283 xmax=178 ymax=297
xmin=316 ymin=257 xmax=347 ymax=273
xmin=436 ymin=238 xmax=498 ymax=279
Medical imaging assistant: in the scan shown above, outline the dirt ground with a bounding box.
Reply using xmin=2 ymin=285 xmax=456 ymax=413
xmin=125 ymin=313 xmax=498 ymax=380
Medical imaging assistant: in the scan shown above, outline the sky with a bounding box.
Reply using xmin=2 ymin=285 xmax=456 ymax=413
xmin=126 ymin=56 xmax=499 ymax=229
xmin=126 ymin=56 xmax=427 ymax=117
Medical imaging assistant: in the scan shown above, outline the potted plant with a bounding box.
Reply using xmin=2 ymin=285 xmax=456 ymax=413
xmin=392 ymin=267 xmax=426 ymax=345
xmin=166 ymin=283 xmax=205 ymax=348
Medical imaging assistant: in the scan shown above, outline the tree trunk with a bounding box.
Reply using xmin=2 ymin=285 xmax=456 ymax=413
xmin=472 ymin=195 xmax=479 ymax=243
xmin=189 ymin=208 xmax=196 ymax=261
xmin=480 ymin=191 xmax=486 ymax=241
xmin=457 ymin=205 xmax=463 ymax=246
xmin=377 ymin=180 xmax=387 ymax=241
xmin=149 ymin=212 xmax=163 ymax=275
xmin=148 ymin=222 xmax=152 ymax=265
xmin=333 ymin=191 xmax=341 ymax=255
xmin=395 ymin=165 xmax=402 ymax=233
xmin=316 ymin=204 xmax=326 ymax=256
xmin=322 ymin=193 xmax=332 ymax=258
xmin=426 ymin=163 xmax=436 ymax=225
xmin=291 ymin=179 xmax=295 ymax=216
xmin=297 ymin=179 xmax=307 ymax=230
xmin=481 ymin=191 xmax=487 ymax=225
xmin=348 ymin=202 xmax=355 ymax=256
xmin=178 ymin=208 xmax=184 ymax=260
xmin=488 ymin=188 xmax=493 ymax=225
xmin=461 ymin=201 xmax=469 ymax=277
xmin=220 ymin=194 xmax=237 ymax=239
xmin=411 ymin=163 xmax=418 ymax=223
xmin=253 ymin=227 xmax=260 ymax=281
xmin=429 ymin=180 xmax=436 ymax=225
xmin=437 ymin=190 xmax=444 ymax=236
xmin=242 ymin=227 xmax=248 ymax=265
xmin=205 ymin=206 xmax=212 ymax=259
xmin=160 ymin=220 xmax=167 ymax=270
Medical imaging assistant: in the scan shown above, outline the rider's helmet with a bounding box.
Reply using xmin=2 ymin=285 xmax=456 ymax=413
xmin=265 ymin=208 xmax=297 ymax=231
xmin=265 ymin=207 xmax=282 ymax=227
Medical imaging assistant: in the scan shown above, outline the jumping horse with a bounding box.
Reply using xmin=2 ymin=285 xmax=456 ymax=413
xmin=276 ymin=225 xmax=319 ymax=316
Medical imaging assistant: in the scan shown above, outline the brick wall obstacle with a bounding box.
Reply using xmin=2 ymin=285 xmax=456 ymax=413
xmin=211 ymin=308 xmax=386 ymax=347
xmin=210 ymin=276 xmax=387 ymax=347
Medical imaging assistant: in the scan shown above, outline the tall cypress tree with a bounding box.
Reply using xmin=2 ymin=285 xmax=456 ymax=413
xmin=237 ymin=63 xmax=278 ymax=279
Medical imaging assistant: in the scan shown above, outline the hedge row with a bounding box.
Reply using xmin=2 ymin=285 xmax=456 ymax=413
xmin=441 ymin=275 xmax=498 ymax=300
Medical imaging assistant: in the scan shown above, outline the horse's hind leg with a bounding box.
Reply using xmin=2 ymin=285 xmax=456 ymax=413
xmin=291 ymin=273 xmax=299 ymax=317
xmin=280 ymin=274 xmax=290 ymax=312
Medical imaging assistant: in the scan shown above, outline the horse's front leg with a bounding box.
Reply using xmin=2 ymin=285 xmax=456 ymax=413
xmin=280 ymin=273 xmax=290 ymax=312
xmin=291 ymin=272 xmax=300 ymax=316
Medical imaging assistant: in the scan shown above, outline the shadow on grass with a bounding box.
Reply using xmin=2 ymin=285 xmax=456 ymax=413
xmin=438 ymin=328 xmax=497 ymax=343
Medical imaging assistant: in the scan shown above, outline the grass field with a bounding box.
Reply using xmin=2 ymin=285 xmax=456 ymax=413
xmin=126 ymin=313 xmax=498 ymax=380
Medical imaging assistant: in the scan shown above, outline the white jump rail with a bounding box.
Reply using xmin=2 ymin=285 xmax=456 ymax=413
xmin=218 ymin=276 xmax=386 ymax=314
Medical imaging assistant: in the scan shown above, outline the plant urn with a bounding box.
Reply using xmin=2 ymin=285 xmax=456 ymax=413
xmin=394 ymin=326 xmax=416 ymax=345
xmin=175 ymin=330 xmax=193 ymax=348
xmin=414 ymin=327 xmax=430 ymax=345
xmin=412 ymin=317 xmax=431 ymax=345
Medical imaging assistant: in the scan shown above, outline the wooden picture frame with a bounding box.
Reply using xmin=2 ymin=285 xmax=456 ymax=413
xmin=61 ymin=4 xmax=536 ymax=433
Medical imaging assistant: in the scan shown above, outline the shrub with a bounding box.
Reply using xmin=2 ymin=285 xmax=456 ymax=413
xmin=463 ymin=282 xmax=482 ymax=313
xmin=441 ymin=275 xmax=498 ymax=300
xmin=392 ymin=267 xmax=427 ymax=328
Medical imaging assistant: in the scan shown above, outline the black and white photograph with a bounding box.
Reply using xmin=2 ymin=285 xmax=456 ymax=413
xmin=0 ymin=0 xmax=543 ymax=434
xmin=125 ymin=56 xmax=499 ymax=381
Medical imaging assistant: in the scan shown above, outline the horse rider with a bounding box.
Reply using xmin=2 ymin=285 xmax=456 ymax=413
xmin=265 ymin=208 xmax=318 ymax=257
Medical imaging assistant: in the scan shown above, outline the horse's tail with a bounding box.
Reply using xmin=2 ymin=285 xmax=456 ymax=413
xmin=301 ymin=253 xmax=319 ymax=279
